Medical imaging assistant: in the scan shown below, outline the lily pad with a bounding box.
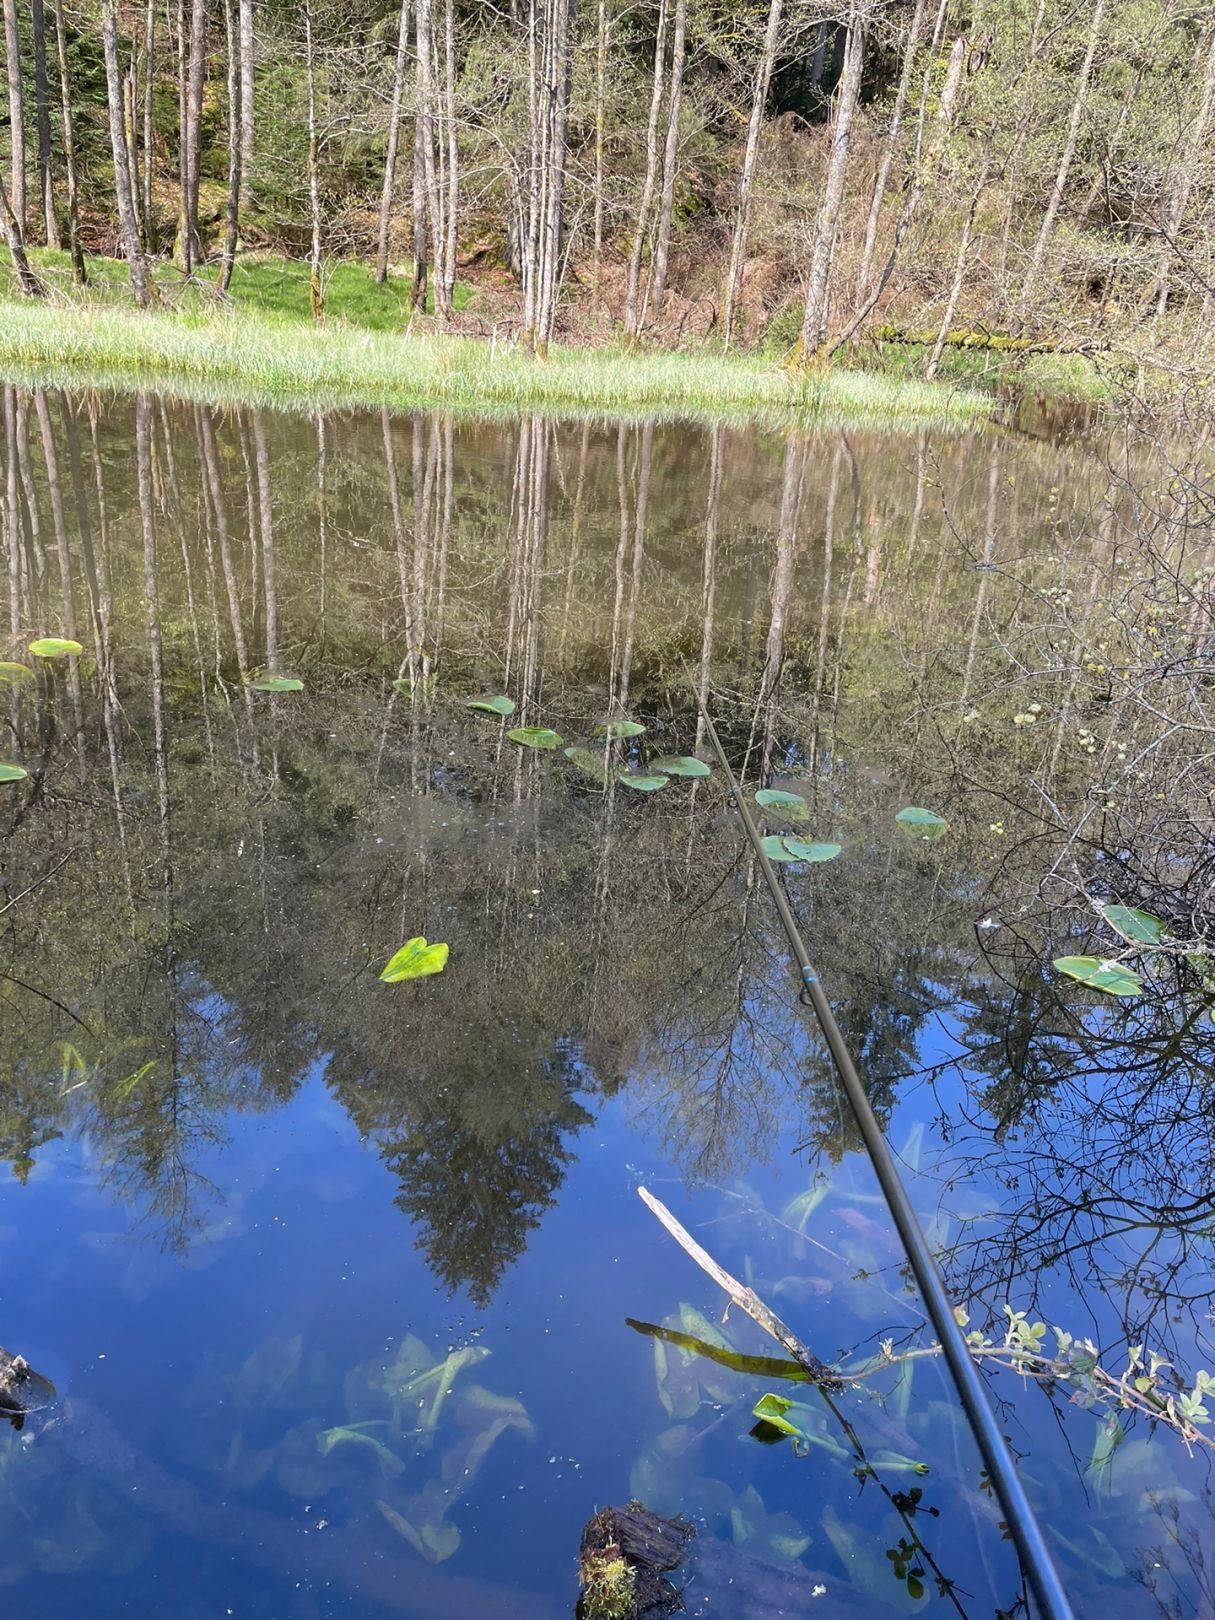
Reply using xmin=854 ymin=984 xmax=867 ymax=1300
xmin=0 ymin=662 xmax=34 ymax=685
xmin=895 ymin=805 xmax=949 ymax=840
xmin=755 ymin=788 xmax=809 ymax=821
xmin=0 ymin=763 xmax=28 ymax=782
xmin=1101 ymin=904 xmax=1167 ymax=946
xmin=247 ymin=675 xmax=305 ymax=692
xmin=563 ymin=746 xmax=609 ymax=781
xmin=466 ymin=695 xmax=515 ymax=717
xmin=595 ymin=720 xmax=646 ymax=740
xmin=617 ymin=773 xmax=669 ymax=792
xmin=1053 ymin=956 xmax=1143 ymax=997
xmin=649 ymin=755 xmax=710 ymax=778
xmin=508 ymin=726 xmax=563 ymax=750
xmin=28 ymin=638 xmax=83 ymax=658
xmin=379 ymin=937 xmax=450 ymax=983
xmin=761 ymin=835 xmax=841 ymax=864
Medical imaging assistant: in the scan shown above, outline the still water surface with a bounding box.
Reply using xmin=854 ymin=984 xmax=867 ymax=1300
xmin=0 ymin=393 xmax=1210 ymax=1619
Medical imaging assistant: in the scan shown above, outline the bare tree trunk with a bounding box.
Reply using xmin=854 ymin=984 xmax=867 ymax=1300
xmin=31 ymin=0 xmax=58 ymax=247
xmin=303 ymin=0 xmax=324 ymax=317
xmin=536 ymin=0 xmax=573 ymax=351
xmin=3 ymin=0 xmax=25 ymax=235
xmin=647 ymin=0 xmax=686 ymax=323
xmin=722 ymin=0 xmax=783 ymax=347
xmin=1020 ymin=0 xmax=1106 ymax=317
xmin=218 ymin=0 xmax=242 ymax=293
xmin=142 ymin=0 xmax=155 ymax=240
xmin=590 ymin=0 xmax=610 ymax=303
xmin=441 ymin=0 xmax=458 ymax=316
xmin=520 ymin=0 xmax=541 ymax=346
xmin=375 ymin=0 xmax=411 ymax=283
xmin=50 ymin=0 xmax=85 ymax=282
xmin=854 ymin=0 xmax=923 ymax=299
xmin=239 ymin=0 xmax=254 ymax=182
xmin=797 ymin=5 xmax=867 ymax=358
xmin=623 ymin=0 xmax=668 ymax=339
xmin=416 ymin=0 xmax=449 ymax=318
xmin=925 ymin=145 xmax=991 ymax=379
xmin=1152 ymin=24 xmax=1215 ymax=322
xmin=176 ymin=0 xmax=189 ymax=267
xmin=830 ymin=31 xmax=965 ymax=353
xmin=102 ymin=0 xmax=154 ymax=305
xmin=410 ymin=111 xmax=428 ymax=309
xmin=996 ymin=0 xmax=1048 ymax=286
xmin=0 ymin=167 xmax=40 ymax=293
xmin=124 ymin=55 xmax=142 ymax=246
xmin=184 ymin=0 xmax=207 ymax=269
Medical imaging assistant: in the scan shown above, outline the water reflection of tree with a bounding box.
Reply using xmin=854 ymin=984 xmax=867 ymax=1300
xmin=3 ymin=385 xmax=1210 ymax=1342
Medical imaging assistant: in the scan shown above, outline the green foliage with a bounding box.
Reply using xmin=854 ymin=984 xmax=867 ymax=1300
xmin=508 ymin=725 xmax=563 ymax=749
xmin=28 ymin=638 xmax=83 ymax=658
xmin=379 ymin=938 xmax=450 ymax=983
xmin=579 ymin=1550 xmax=636 ymax=1619
xmin=466 ymin=695 xmax=515 ymax=716
xmin=1052 ymin=955 xmax=1143 ymax=997
xmin=755 ymin=788 xmax=809 ymax=822
xmin=0 ymin=763 xmax=28 ymax=782
xmin=246 ymin=674 xmax=305 ymax=692
xmin=1100 ymin=904 xmax=1166 ymax=945
xmin=761 ymin=835 xmax=841 ymax=864
xmin=894 ymin=806 xmax=948 ymax=840
xmin=617 ymin=772 xmax=668 ymax=792
xmin=595 ymin=720 xmax=646 ymax=739
xmin=648 ymin=755 xmax=710 ymax=777
xmin=0 ymin=662 xmax=34 ymax=684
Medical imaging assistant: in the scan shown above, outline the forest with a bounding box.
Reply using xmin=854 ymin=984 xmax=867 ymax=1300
xmin=0 ymin=0 xmax=1212 ymax=380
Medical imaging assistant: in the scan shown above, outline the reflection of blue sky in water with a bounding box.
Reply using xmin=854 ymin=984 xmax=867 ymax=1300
xmin=1 ymin=392 xmax=1211 ymax=1619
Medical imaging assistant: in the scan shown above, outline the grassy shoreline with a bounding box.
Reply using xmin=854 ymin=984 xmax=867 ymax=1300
xmin=0 ymin=297 xmax=993 ymax=429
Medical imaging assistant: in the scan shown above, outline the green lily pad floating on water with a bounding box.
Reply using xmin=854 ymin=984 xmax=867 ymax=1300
xmin=247 ymin=675 xmax=305 ymax=692
xmin=755 ymin=788 xmax=809 ymax=822
xmin=466 ymin=695 xmax=515 ymax=717
xmin=29 ymin=638 xmax=83 ymax=659
xmin=563 ymin=745 xmax=609 ymax=781
xmin=649 ymin=755 xmax=710 ymax=778
xmin=0 ymin=662 xmax=34 ymax=685
xmin=0 ymin=763 xmax=28 ymax=782
xmin=380 ymin=937 xmax=450 ymax=983
xmin=1101 ymin=904 xmax=1167 ymax=946
xmin=1053 ymin=956 xmax=1143 ymax=997
xmin=508 ymin=726 xmax=563 ymax=750
xmin=617 ymin=772 xmax=669 ymax=792
xmin=761 ymin=835 xmax=842 ymax=864
xmin=595 ymin=720 xmax=646 ymax=740
xmin=895 ymin=806 xmax=949 ymax=840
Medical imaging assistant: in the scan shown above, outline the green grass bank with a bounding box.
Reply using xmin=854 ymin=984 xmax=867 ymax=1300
xmin=0 ymin=248 xmax=995 ymax=428
xmin=0 ymin=298 xmax=993 ymax=428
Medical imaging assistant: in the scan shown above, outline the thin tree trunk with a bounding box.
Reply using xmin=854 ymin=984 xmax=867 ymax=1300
xmin=31 ymin=0 xmax=58 ymax=247
xmin=3 ymin=0 xmax=25 ymax=235
xmin=722 ymin=0 xmax=783 ymax=347
xmin=303 ymin=0 xmax=324 ymax=317
xmin=647 ymin=0 xmax=686 ymax=323
xmin=797 ymin=5 xmax=867 ymax=358
xmin=1020 ymin=0 xmax=1106 ymax=317
xmin=520 ymin=0 xmax=541 ymax=345
xmin=854 ymin=0 xmax=923 ymax=299
xmin=375 ymin=0 xmax=411 ymax=283
xmin=142 ymin=0 xmax=155 ymax=240
xmin=0 ymin=168 xmax=40 ymax=293
xmin=590 ymin=0 xmax=609 ymax=302
xmin=1152 ymin=24 xmax=1215 ymax=322
xmin=623 ymin=0 xmax=668 ymax=339
xmin=184 ymin=0 xmax=206 ymax=269
xmin=175 ymin=0 xmax=189 ymax=267
xmin=925 ymin=145 xmax=991 ymax=379
xmin=239 ymin=0 xmax=254 ymax=183
xmin=102 ymin=0 xmax=154 ymax=305
xmin=50 ymin=0 xmax=85 ymax=282
xmin=442 ymin=0 xmax=458 ymax=315
xmin=124 ymin=56 xmax=142 ymax=246
xmin=218 ymin=0 xmax=242 ymax=293
xmin=536 ymin=0 xmax=573 ymax=350
xmin=415 ymin=0 xmax=448 ymax=318
xmin=410 ymin=111 xmax=428 ymax=309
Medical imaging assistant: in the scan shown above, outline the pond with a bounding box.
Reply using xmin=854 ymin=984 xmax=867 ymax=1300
xmin=0 ymin=389 xmax=1212 ymax=1619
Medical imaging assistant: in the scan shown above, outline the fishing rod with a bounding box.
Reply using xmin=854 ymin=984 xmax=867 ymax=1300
xmin=693 ymin=688 xmax=1076 ymax=1620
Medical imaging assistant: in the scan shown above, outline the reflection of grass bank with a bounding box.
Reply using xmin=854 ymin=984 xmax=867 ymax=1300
xmin=0 ymin=298 xmax=991 ymax=429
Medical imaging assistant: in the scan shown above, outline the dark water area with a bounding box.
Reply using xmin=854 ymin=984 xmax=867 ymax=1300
xmin=0 ymin=391 xmax=1212 ymax=1620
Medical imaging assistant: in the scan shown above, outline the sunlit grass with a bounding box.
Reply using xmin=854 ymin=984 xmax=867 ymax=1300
xmin=0 ymin=297 xmax=993 ymax=428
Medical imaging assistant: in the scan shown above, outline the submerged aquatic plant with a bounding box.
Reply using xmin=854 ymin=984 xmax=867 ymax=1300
xmin=379 ymin=938 xmax=449 ymax=983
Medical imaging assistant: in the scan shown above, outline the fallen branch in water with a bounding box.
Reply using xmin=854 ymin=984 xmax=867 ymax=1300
xmin=637 ymin=1186 xmax=843 ymax=1389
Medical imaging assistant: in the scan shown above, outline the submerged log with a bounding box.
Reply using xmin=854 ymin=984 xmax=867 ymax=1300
xmin=0 ymin=1345 xmax=57 ymax=1430
xmin=870 ymin=323 xmax=1109 ymax=357
xmin=579 ymin=1504 xmax=694 ymax=1620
